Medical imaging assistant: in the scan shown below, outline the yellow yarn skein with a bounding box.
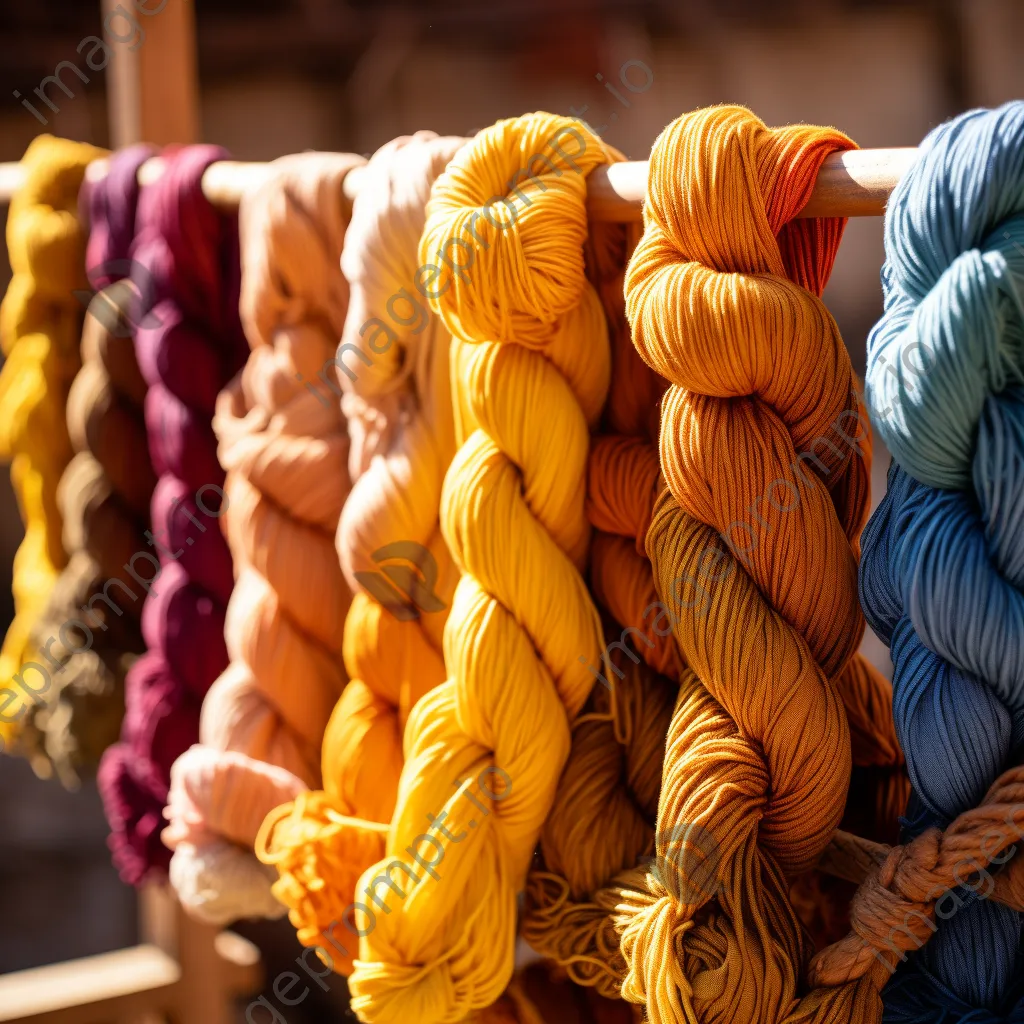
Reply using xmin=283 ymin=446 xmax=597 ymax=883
xmin=347 ymin=113 xmax=617 ymax=1024
xmin=0 ymin=135 xmax=105 ymax=751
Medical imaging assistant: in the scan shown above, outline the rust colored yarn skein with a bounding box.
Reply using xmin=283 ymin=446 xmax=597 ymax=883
xmin=524 ymin=209 xmax=677 ymax=994
xmin=615 ymin=105 xmax=903 ymax=1024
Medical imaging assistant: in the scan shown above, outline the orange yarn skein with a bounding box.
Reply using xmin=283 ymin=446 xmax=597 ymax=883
xmin=256 ymin=133 xmax=465 ymax=974
xmin=343 ymin=113 xmax=617 ymax=1024
xmin=162 ymin=153 xmax=362 ymax=923
xmin=523 ymin=213 xmax=677 ymax=992
xmin=618 ymin=105 xmax=896 ymax=1023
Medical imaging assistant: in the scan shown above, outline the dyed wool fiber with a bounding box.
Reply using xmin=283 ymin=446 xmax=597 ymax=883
xmin=97 ymin=146 xmax=248 ymax=885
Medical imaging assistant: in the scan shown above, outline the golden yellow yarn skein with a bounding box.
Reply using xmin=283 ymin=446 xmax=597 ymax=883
xmin=346 ymin=112 xmax=619 ymax=1024
xmin=0 ymin=135 xmax=105 ymax=752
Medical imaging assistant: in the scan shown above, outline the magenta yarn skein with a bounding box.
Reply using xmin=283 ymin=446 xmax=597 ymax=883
xmin=97 ymin=146 xmax=248 ymax=885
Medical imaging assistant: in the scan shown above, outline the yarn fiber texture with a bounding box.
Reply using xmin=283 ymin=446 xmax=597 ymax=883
xmin=162 ymin=152 xmax=364 ymax=924
xmin=858 ymin=101 xmax=1024 ymax=1021
xmin=0 ymin=135 xmax=104 ymax=754
xmin=343 ymin=112 xmax=617 ymax=1024
xmin=619 ymin=105 xmax=900 ymax=1024
xmin=23 ymin=145 xmax=157 ymax=786
xmin=256 ymin=132 xmax=464 ymax=973
xmin=97 ymin=145 xmax=248 ymax=886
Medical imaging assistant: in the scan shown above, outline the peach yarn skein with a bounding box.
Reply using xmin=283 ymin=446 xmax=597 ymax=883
xmin=256 ymin=132 xmax=465 ymax=973
xmin=162 ymin=153 xmax=363 ymax=923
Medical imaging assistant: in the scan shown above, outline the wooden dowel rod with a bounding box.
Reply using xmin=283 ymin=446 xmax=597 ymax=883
xmin=800 ymin=147 xmax=919 ymax=219
xmin=0 ymin=163 xmax=24 ymax=202
xmin=0 ymin=147 xmax=917 ymax=219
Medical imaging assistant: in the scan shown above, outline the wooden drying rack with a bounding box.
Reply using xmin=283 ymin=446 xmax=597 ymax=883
xmin=0 ymin=0 xmax=927 ymax=1018
xmin=0 ymin=134 xmax=913 ymax=1015
xmin=0 ymin=146 xmax=918 ymax=220
xmin=0 ymin=143 xmax=917 ymax=884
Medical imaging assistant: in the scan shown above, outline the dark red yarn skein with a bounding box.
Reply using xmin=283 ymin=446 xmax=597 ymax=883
xmin=97 ymin=146 xmax=248 ymax=885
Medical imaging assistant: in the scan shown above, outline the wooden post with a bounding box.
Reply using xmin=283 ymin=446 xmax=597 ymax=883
xmin=102 ymin=0 xmax=200 ymax=147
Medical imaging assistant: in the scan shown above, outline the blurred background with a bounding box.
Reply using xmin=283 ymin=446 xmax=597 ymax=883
xmin=0 ymin=0 xmax=1021 ymax=1017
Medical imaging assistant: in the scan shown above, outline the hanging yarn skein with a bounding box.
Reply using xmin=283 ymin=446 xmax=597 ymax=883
xmin=618 ymin=104 xmax=902 ymax=1024
xmin=256 ymin=131 xmax=465 ymax=976
xmin=0 ymin=135 xmax=105 ymax=757
xmin=22 ymin=145 xmax=158 ymax=786
xmin=344 ymin=113 xmax=617 ymax=1024
xmin=162 ymin=152 xmax=365 ymax=924
xmin=853 ymin=100 xmax=1024 ymax=1021
xmin=97 ymin=146 xmax=249 ymax=886
xmin=582 ymin=196 xmax=675 ymax=684
xmin=523 ymin=208 xmax=678 ymax=995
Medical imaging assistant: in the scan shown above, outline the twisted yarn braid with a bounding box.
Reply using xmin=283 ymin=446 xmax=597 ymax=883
xmin=98 ymin=146 xmax=248 ymax=885
xmin=22 ymin=145 xmax=156 ymax=785
xmin=345 ymin=112 xmax=617 ymax=1024
xmin=163 ymin=152 xmax=364 ymax=923
xmin=856 ymin=100 xmax=1024 ymax=1021
xmin=255 ymin=133 xmax=465 ymax=974
xmin=0 ymin=135 xmax=104 ymax=755
xmin=618 ymin=104 xmax=898 ymax=1024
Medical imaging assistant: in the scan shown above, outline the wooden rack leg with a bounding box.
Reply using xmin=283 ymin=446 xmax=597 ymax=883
xmin=102 ymin=0 xmax=200 ymax=146
xmin=0 ymin=885 xmax=262 ymax=1024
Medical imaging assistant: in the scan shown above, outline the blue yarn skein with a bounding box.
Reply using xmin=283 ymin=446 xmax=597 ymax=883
xmin=861 ymin=101 xmax=1024 ymax=1023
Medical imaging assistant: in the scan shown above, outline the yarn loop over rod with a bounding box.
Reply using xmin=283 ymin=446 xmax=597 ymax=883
xmin=621 ymin=104 xmax=896 ymax=1024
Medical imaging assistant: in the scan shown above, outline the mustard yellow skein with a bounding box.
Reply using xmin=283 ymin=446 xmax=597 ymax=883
xmin=0 ymin=135 xmax=105 ymax=751
xmin=345 ymin=113 xmax=618 ymax=1024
